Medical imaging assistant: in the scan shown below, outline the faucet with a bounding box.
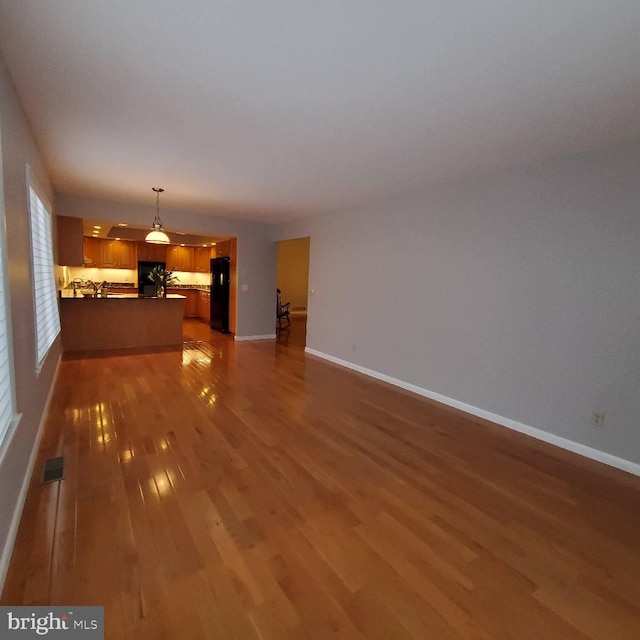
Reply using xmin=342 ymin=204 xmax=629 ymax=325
xmin=71 ymin=278 xmax=82 ymax=296
xmin=71 ymin=278 xmax=101 ymax=297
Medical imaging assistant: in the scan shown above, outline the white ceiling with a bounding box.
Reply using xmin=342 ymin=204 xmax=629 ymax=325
xmin=1 ymin=1 xmax=639 ymax=223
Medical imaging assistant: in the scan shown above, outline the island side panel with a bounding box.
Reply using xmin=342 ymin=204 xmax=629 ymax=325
xmin=60 ymin=297 xmax=184 ymax=351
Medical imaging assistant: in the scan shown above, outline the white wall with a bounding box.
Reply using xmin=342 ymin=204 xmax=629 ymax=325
xmin=277 ymin=140 xmax=640 ymax=469
xmin=0 ymin=52 xmax=60 ymax=588
xmin=56 ymin=195 xmax=277 ymax=338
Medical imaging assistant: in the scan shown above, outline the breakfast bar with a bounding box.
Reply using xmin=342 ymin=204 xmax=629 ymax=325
xmin=59 ymin=292 xmax=186 ymax=352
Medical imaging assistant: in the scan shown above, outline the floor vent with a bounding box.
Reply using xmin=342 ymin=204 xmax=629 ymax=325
xmin=42 ymin=456 xmax=64 ymax=483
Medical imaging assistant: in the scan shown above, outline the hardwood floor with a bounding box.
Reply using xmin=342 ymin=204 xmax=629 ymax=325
xmin=2 ymin=318 xmax=640 ymax=639
xmin=276 ymin=314 xmax=307 ymax=348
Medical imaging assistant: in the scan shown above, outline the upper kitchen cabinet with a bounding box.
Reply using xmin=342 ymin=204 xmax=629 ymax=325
xmin=57 ymin=215 xmax=84 ymax=265
xmin=194 ymin=247 xmax=213 ymax=272
xmin=214 ymin=241 xmax=231 ymax=258
xmin=83 ymin=236 xmax=101 ymax=267
xmin=100 ymin=239 xmax=136 ymax=268
xmin=137 ymin=241 xmax=167 ymax=263
xmin=83 ymin=238 xmax=136 ymax=269
xmin=167 ymin=245 xmax=194 ymax=272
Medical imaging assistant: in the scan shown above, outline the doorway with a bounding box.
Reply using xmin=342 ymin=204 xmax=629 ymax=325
xmin=276 ymin=237 xmax=310 ymax=348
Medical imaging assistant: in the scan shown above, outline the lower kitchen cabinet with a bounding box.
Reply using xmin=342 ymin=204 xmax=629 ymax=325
xmin=184 ymin=290 xmax=198 ymax=317
xmin=197 ymin=290 xmax=210 ymax=323
xmin=167 ymin=289 xmax=198 ymax=318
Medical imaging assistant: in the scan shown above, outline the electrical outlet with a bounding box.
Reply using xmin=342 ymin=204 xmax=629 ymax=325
xmin=591 ymin=412 xmax=605 ymax=427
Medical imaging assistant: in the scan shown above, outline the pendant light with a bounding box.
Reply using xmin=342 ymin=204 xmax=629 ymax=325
xmin=145 ymin=187 xmax=170 ymax=244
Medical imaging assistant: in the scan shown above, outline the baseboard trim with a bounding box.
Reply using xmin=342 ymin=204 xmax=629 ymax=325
xmin=234 ymin=334 xmax=276 ymax=342
xmin=305 ymin=347 xmax=640 ymax=478
xmin=0 ymin=354 xmax=62 ymax=596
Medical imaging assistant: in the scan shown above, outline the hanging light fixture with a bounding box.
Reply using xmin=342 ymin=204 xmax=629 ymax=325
xmin=145 ymin=187 xmax=170 ymax=244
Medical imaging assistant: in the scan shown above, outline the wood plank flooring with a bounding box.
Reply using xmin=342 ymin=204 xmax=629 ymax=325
xmin=2 ymin=318 xmax=640 ymax=639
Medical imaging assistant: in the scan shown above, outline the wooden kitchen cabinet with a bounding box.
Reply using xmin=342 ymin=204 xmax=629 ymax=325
xmin=166 ymin=245 xmax=194 ymax=272
xmin=197 ymin=290 xmax=210 ymax=323
xmin=214 ymin=241 xmax=231 ymax=258
xmin=167 ymin=288 xmax=198 ymax=318
xmin=83 ymin=237 xmax=102 ymax=266
xmin=184 ymin=290 xmax=198 ymax=317
xmin=84 ymin=237 xmax=136 ymax=268
xmin=100 ymin=239 xmax=136 ymax=268
xmin=57 ymin=215 xmax=84 ymax=265
xmin=137 ymin=241 xmax=167 ymax=263
xmin=118 ymin=241 xmax=136 ymax=268
xmin=193 ymin=247 xmax=212 ymax=272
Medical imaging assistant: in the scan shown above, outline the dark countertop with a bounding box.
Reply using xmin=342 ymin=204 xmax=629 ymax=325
xmin=60 ymin=291 xmax=185 ymax=299
xmin=61 ymin=283 xmax=209 ymax=297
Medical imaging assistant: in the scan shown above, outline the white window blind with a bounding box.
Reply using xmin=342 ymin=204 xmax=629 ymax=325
xmin=0 ymin=134 xmax=17 ymax=451
xmin=29 ymin=185 xmax=60 ymax=370
xmin=0 ymin=229 xmax=15 ymax=448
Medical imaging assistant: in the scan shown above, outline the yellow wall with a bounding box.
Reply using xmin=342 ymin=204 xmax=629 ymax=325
xmin=277 ymin=237 xmax=310 ymax=312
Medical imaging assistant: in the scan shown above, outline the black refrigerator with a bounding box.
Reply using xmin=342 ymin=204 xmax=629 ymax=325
xmin=210 ymin=257 xmax=230 ymax=333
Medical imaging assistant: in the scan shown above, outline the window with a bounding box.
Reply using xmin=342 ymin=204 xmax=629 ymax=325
xmin=0 ymin=136 xmax=18 ymax=451
xmin=0 ymin=223 xmax=16 ymax=449
xmin=28 ymin=176 xmax=60 ymax=371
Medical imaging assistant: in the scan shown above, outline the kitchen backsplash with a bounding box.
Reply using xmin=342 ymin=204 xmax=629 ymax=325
xmin=61 ymin=282 xmax=211 ymax=291
xmin=62 ymin=266 xmax=210 ymax=288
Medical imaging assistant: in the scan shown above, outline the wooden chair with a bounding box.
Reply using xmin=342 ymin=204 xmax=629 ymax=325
xmin=276 ymin=288 xmax=291 ymax=331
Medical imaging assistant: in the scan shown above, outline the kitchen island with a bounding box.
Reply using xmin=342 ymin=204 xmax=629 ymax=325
xmin=59 ymin=292 xmax=186 ymax=352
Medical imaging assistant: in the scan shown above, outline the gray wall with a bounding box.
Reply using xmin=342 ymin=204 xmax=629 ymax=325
xmin=56 ymin=194 xmax=277 ymax=338
xmin=0 ymin=53 xmax=60 ymax=584
xmin=277 ymin=140 xmax=640 ymax=468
